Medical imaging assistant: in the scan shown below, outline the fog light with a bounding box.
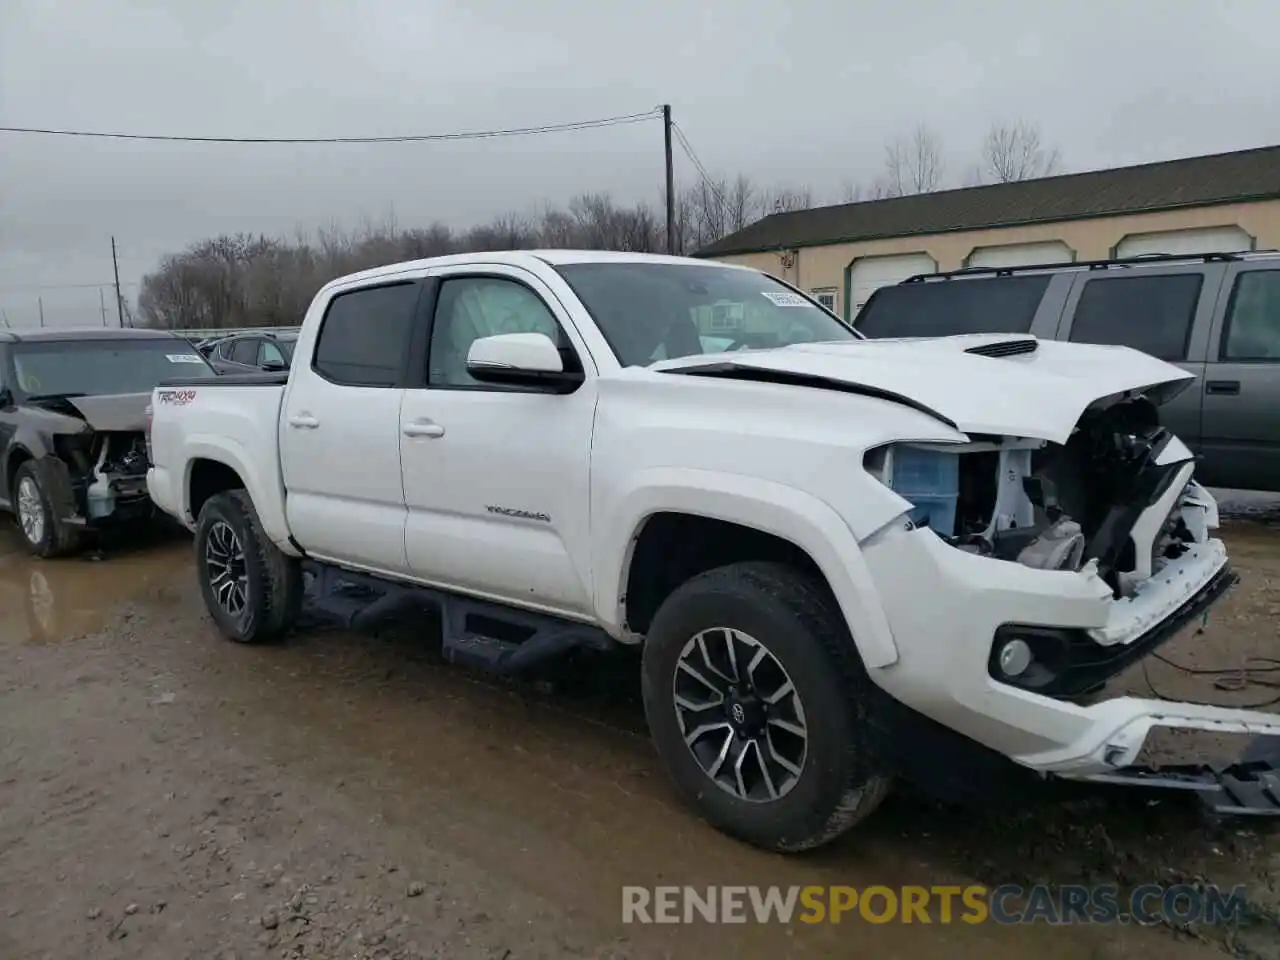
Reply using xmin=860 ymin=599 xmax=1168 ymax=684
xmin=997 ymin=638 xmax=1033 ymax=677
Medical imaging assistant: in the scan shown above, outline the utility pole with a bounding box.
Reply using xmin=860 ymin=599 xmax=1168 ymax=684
xmin=100 ymin=287 xmax=108 ymax=326
xmin=663 ymin=104 xmax=675 ymax=255
xmin=111 ymin=236 xmax=124 ymax=326
xmin=38 ymin=297 xmax=46 ymax=327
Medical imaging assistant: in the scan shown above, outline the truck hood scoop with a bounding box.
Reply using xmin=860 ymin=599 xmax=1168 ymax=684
xmin=654 ymin=335 xmax=1194 ymax=444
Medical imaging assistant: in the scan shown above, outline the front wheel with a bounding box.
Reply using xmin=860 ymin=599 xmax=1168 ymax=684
xmin=194 ymin=490 xmax=301 ymax=643
xmin=641 ymin=561 xmax=890 ymax=852
xmin=11 ymin=461 xmax=82 ymax=558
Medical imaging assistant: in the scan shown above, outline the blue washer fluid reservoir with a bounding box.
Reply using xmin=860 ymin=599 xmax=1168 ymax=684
xmin=888 ymin=445 xmax=961 ymax=537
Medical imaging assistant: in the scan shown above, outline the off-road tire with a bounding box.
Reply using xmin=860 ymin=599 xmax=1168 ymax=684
xmin=641 ymin=561 xmax=891 ymax=852
xmin=11 ymin=461 xmax=83 ymax=558
xmin=194 ymin=490 xmax=302 ymax=643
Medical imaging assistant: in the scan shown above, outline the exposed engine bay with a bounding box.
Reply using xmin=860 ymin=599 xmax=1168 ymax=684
xmin=23 ymin=393 xmax=156 ymax=526
xmin=56 ymin=431 xmax=152 ymax=522
xmin=868 ymin=397 xmax=1208 ymax=599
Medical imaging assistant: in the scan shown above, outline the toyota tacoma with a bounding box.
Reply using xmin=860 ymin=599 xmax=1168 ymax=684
xmin=145 ymin=251 xmax=1279 ymax=852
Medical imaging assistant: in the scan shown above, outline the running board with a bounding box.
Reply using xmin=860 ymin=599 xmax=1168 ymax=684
xmin=302 ymin=561 xmax=613 ymax=676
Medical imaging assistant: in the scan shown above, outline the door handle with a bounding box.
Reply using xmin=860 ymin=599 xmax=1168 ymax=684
xmin=288 ymin=414 xmax=320 ymax=429
xmin=402 ymin=419 xmax=445 ymax=439
xmin=1205 ymin=380 xmax=1241 ymax=396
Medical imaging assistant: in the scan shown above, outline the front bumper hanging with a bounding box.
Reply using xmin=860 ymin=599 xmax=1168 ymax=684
xmin=1086 ymin=736 xmax=1280 ymax=816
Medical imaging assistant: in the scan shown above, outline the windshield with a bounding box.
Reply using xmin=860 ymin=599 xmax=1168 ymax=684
xmin=554 ymin=262 xmax=857 ymax=367
xmin=11 ymin=338 xmax=217 ymax=397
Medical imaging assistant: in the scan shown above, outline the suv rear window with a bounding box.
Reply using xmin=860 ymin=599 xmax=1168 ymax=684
xmin=855 ymin=275 xmax=1050 ymax=338
xmin=1067 ymin=273 xmax=1202 ymax=361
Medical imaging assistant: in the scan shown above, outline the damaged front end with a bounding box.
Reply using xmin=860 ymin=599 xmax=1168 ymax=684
xmin=862 ymin=396 xmax=1280 ymax=816
xmin=30 ymin=394 xmax=155 ymax=528
xmin=55 ymin=430 xmax=153 ymax=525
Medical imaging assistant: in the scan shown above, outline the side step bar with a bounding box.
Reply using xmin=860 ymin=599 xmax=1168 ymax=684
xmin=1085 ymin=737 xmax=1280 ymax=816
xmin=301 ymin=561 xmax=614 ymax=676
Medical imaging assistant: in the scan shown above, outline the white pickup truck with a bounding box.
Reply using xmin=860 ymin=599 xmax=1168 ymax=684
xmin=147 ymin=250 xmax=1280 ymax=852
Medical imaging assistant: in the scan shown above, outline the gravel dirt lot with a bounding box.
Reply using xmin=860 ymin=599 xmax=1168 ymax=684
xmin=1 ymin=496 xmax=1278 ymax=959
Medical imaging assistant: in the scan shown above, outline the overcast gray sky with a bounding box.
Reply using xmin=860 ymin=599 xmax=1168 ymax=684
xmin=2 ymin=0 xmax=1278 ymax=328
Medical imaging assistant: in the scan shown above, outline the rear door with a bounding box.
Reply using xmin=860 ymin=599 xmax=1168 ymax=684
xmin=279 ymin=280 xmax=423 ymax=573
xmin=1055 ymin=265 xmax=1224 ymax=452
xmin=1199 ymin=263 xmax=1280 ymax=490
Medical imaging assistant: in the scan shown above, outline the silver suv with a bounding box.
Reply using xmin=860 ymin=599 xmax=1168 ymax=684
xmin=853 ymin=251 xmax=1280 ymax=493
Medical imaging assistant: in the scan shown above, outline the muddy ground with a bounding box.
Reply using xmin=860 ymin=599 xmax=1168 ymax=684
xmin=1 ymin=496 xmax=1278 ymax=959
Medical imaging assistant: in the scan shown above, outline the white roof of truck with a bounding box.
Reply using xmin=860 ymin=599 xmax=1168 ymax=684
xmin=319 ymin=249 xmax=752 ymax=295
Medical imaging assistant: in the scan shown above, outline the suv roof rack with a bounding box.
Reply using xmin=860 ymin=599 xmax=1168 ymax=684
xmin=901 ymin=249 xmax=1278 ymax=284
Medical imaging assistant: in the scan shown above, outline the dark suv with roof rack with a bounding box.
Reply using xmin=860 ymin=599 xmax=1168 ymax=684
xmin=852 ymin=251 xmax=1280 ymax=493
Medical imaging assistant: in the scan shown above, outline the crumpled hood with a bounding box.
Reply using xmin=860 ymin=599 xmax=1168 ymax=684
xmin=652 ymin=334 xmax=1195 ymax=445
xmin=61 ymin=392 xmax=152 ymax=432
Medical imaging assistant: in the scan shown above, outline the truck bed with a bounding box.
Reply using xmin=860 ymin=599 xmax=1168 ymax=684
xmin=148 ymin=374 xmax=292 ymax=545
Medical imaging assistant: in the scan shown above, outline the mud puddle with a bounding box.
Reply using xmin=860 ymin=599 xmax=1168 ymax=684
xmin=0 ymin=523 xmax=190 ymax=644
xmin=3 ymin=517 xmax=1278 ymax=957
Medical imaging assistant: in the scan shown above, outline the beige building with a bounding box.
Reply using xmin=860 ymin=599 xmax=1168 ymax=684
xmin=694 ymin=144 xmax=1280 ymax=322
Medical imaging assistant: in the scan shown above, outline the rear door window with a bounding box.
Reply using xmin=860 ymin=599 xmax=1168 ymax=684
xmin=1067 ymin=273 xmax=1202 ymax=361
xmin=230 ymin=339 xmax=259 ymax=364
xmin=1221 ymin=270 xmax=1280 ymax=361
xmin=313 ymin=282 xmax=421 ymax=387
xmin=855 ymin=275 xmax=1050 ymax=338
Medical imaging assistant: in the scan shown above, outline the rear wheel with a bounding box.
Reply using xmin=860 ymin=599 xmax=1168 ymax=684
xmin=641 ymin=561 xmax=890 ymax=852
xmin=194 ymin=490 xmax=301 ymax=643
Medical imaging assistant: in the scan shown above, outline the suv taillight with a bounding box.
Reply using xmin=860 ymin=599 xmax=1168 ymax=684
xmin=144 ymin=403 xmax=154 ymax=462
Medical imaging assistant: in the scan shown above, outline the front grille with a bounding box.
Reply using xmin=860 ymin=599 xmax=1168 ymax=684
xmin=965 ymin=338 xmax=1038 ymax=358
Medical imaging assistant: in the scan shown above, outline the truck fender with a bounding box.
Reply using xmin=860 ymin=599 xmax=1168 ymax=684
xmin=180 ymin=435 xmax=294 ymax=552
xmin=595 ymin=468 xmax=899 ymax=668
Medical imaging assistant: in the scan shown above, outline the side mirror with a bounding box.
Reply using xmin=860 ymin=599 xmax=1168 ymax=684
xmin=0 ymin=387 xmax=12 ymax=408
xmin=261 ymin=360 xmax=287 ymax=373
xmin=466 ymin=333 xmax=583 ymax=392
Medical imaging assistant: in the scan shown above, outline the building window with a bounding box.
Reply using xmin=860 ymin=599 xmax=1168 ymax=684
xmin=811 ymin=287 xmax=838 ymax=314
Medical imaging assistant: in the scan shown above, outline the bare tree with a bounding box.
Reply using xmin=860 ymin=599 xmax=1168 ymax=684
xmin=837 ymin=179 xmax=865 ymax=204
xmin=882 ymin=124 xmax=945 ymax=196
xmin=980 ymin=120 xmax=1062 ymax=183
xmin=762 ymin=184 xmax=813 ymax=214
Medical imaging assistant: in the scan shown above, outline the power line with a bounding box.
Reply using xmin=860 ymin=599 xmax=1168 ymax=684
xmin=0 ymin=110 xmax=661 ymax=144
xmin=0 ymin=280 xmax=138 ymax=291
xmin=671 ymin=120 xmax=729 ymax=208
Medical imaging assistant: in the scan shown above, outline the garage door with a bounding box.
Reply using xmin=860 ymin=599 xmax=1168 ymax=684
xmin=965 ymin=240 xmax=1074 ymax=269
xmin=848 ymin=252 xmax=936 ymax=316
xmin=1114 ymin=225 xmax=1253 ymax=258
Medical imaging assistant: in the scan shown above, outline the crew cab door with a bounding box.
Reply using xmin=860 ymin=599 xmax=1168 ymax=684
xmin=398 ymin=265 xmax=597 ymax=617
xmin=279 ymin=280 xmax=423 ymax=573
xmin=1199 ymin=263 xmax=1280 ymax=490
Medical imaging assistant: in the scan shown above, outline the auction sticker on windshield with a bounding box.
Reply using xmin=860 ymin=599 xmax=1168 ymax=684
xmin=166 ymin=354 xmax=206 ymax=363
xmin=761 ymin=291 xmax=811 ymax=307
